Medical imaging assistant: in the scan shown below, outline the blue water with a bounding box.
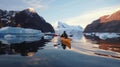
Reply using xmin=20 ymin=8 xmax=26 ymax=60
xmin=0 ymin=36 xmax=120 ymax=67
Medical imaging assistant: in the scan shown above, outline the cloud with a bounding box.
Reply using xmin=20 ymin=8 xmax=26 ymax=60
xmin=22 ymin=0 xmax=54 ymax=9
xmin=63 ymin=5 xmax=120 ymax=28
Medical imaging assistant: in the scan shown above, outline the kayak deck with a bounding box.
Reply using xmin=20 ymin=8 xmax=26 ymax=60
xmin=60 ymin=37 xmax=72 ymax=49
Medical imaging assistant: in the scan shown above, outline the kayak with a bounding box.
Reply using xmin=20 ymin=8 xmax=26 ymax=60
xmin=60 ymin=37 xmax=72 ymax=49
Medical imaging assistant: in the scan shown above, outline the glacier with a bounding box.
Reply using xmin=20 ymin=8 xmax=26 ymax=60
xmin=53 ymin=21 xmax=83 ymax=39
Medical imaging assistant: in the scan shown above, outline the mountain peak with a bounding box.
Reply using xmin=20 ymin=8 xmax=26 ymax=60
xmin=54 ymin=21 xmax=70 ymax=28
xmin=28 ymin=8 xmax=36 ymax=13
xmin=22 ymin=8 xmax=36 ymax=17
xmin=53 ymin=21 xmax=83 ymax=30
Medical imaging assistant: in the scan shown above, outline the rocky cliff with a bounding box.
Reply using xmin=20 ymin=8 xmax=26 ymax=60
xmin=84 ymin=10 xmax=120 ymax=33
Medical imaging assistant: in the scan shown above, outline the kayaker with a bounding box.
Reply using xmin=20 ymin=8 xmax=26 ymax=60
xmin=61 ymin=31 xmax=68 ymax=38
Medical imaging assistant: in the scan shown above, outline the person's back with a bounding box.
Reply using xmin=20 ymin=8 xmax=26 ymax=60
xmin=61 ymin=31 xmax=68 ymax=38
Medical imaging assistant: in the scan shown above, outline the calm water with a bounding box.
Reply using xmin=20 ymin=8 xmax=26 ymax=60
xmin=0 ymin=36 xmax=120 ymax=67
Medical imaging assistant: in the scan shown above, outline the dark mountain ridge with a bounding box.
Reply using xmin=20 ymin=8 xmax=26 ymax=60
xmin=0 ymin=8 xmax=55 ymax=33
xmin=84 ymin=10 xmax=120 ymax=33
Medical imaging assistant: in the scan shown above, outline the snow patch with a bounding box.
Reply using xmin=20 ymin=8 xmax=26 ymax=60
xmin=28 ymin=8 xmax=36 ymax=13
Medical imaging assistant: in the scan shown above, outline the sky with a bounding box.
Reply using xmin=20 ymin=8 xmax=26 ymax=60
xmin=0 ymin=0 xmax=120 ymax=28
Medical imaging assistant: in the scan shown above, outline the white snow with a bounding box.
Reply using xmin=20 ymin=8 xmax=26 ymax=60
xmin=28 ymin=8 xmax=36 ymax=13
xmin=25 ymin=8 xmax=37 ymax=17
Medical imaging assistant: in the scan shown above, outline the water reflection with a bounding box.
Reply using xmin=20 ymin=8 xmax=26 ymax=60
xmin=52 ymin=36 xmax=72 ymax=50
xmin=0 ymin=36 xmax=42 ymax=44
xmin=0 ymin=35 xmax=120 ymax=67
xmin=99 ymin=40 xmax=120 ymax=52
xmin=84 ymin=35 xmax=120 ymax=59
xmin=61 ymin=43 xmax=67 ymax=49
xmin=0 ymin=37 xmax=46 ymax=56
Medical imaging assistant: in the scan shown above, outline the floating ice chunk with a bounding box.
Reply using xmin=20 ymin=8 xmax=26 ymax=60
xmin=99 ymin=33 xmax=108 ymax=40
xmin=93 ymin=45 xmax=99 ymax=48
xmin=84 ymin=33 xmax=92 ymax=36
xmin=0 ymin=27 xmax=44 ymax=44
xmin=0 ymin=27 xmax=44 ymax=37
xmin=44 ymin=35 xmax=53 ymax=40
xmin=98 ymin=33 xmax=119 ymax=40
xmin=84 ymin=33 xmax=120 ymax=40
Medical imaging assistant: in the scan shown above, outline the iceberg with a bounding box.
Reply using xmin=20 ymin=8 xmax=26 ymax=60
xmin=84 ymin=33 xmax=120 ymax=40
xmin=44 ymin=35 xmax=53 ymax=40
xmin=53 ymin=21 xmax=83 ymax=39
xmin=0 ymin=27 xmax=44 ymax=44
xmin=0 ymin=27 xmax=44 ymax=38
xmin=98 ymin=33 xmax=120 ymax=40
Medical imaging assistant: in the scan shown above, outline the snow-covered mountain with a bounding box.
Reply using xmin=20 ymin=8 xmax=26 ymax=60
xmin=53 ymin=21 xmax=83 ymax=38
xmin=54 ymin=21 xmax=83 ymax=29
